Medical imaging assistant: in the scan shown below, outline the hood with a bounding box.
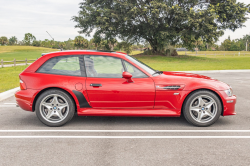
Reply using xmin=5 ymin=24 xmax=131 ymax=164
xmin=162 ymin=71 xmax=216 ymax=80
xmin=152 ymin=71 xmax=230 ymax=91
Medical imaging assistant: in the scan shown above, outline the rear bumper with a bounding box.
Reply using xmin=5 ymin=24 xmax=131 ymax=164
xmin=15 ymin=89 xmax=38 ymax=112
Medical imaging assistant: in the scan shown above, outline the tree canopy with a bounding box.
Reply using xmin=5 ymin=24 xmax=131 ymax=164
xmin=0 ymin=36 xmax=8 ymax=45
xmin=24 ymin=33 xmax=36 ymax=46
xmin=74 ymin=36 xmax=89 ymax=49
xmin=9 ymin=36 xmax=17 ymax=45
xmin=72 ymin=0 xmax=250 ymax=52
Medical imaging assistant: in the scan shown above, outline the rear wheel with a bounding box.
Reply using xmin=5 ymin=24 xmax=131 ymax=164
xmin=35 ymin=89 xmax=75 ymax=127
xmin=183 ymin=90 xmax=222 ymax=127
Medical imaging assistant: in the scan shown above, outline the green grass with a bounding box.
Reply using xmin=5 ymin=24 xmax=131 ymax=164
xmin=0 ymin=46 xmax=58 ymax=61
xmin=0 ymin=65 xmax=28 ymax=93
xmin=178 ymin=51 xmax=250 ymax=57
xmin=134 ymin=54 xmax=250 ymax=71
xmin=118 ymin=50 xmax=143 ymax=55
xmin=130 ymin=50 xmax=143 ymax=55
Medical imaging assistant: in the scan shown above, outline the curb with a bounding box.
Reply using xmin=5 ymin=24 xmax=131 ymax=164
xmin=176 ymin=69 xmax=250 ymax=74
xmin=0 ymin=87 xmax=20 ymax=101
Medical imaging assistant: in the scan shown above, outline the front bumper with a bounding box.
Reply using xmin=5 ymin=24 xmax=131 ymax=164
xmin=218 ymin=90 xmax=237 ymax=116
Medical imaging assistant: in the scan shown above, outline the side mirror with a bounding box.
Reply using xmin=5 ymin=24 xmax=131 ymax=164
xmin=122 ymin=71 xmax=133 ymax=83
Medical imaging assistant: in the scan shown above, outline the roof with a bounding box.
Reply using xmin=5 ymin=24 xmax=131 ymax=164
xmin=41 ymin=50 xmax=127 ymax=57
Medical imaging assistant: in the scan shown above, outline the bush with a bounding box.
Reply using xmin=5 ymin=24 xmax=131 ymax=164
xmin=165 ymin=45 xmax=178 ymax=56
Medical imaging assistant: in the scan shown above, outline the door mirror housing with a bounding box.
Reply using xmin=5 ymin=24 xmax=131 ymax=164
xmin=122 ymin=71 xmax=133 ymax=83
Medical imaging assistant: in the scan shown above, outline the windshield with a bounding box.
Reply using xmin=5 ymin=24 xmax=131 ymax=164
xmin=125 ymin=55 xmax=156 ymax=75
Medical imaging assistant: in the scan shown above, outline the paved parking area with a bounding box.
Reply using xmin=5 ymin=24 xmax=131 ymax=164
xmin=0 ymin=72 xmax=250 ymax=165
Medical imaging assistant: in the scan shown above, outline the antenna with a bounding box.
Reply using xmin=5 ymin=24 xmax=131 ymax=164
xmin=46 ymin=31 xmax=62 ymax=51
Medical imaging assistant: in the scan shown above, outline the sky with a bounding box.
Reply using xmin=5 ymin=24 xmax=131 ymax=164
xmin=0 ymin=0 xmax=249 ymax=45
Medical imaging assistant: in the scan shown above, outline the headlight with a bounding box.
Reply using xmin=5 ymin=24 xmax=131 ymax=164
xmin=224 ymin=88 xmax=233 ymax=97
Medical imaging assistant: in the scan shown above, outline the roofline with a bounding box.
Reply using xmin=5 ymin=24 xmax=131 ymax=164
xmin=41 ymin=50 xmax=127 ymax=56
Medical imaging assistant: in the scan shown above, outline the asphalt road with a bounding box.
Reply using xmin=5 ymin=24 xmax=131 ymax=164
xmin=0 ymin=72 xmax=250 ymax=166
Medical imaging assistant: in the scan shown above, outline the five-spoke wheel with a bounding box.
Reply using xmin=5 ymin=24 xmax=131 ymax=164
xmin=35 ymin=89 xmax=75 ymax=127
xmin=183 ymin=90 xmax=222 ymax=127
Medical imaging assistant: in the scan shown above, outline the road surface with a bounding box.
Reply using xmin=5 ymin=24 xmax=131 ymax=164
xmin=0 ymin=72 xmax=250 ymax=165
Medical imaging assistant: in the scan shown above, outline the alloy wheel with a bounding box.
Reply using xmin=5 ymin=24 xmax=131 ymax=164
xmin=39 ymin=94 xmax=69 ymax=123
xmin=189 ymin=95 xmax=218 ymax=123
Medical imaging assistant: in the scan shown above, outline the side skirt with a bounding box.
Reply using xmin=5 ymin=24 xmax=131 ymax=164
xmin=77 ymin=108 xmax=180 ymax=117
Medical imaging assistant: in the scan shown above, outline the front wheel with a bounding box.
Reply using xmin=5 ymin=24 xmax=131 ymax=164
xmin=35 ymin=89 xmax=75 ymax=127
xmin=183 ymin=90 xmax=222 ymax=127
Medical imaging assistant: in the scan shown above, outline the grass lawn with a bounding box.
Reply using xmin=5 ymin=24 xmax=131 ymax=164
xmin=0 ymin=46 xmax=58 ymax=61
xmin=134 ymin=54 xmax=250 ymax=71
xmin=0 ymin=65 xmax=28 ymax=93
xmin=178 ymin=51 xmax=250 ymax=56
xmin=130 ymin=50 xmax=143 ymax=55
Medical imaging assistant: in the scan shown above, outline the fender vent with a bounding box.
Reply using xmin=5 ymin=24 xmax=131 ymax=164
xmin=163 ymin=85 xmax=181 ymax=90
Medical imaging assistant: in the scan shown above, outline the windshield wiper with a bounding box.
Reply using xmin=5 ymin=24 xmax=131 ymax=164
xmin=152 ymin=70 xmax=163 ymax=76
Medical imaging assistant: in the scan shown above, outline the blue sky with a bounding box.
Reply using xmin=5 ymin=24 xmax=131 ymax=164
xmin=0 ymin=0 xmax=249 ymax=44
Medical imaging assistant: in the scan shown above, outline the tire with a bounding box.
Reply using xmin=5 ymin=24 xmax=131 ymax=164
xmin=183 ymin=90 xmax=222 ymax=127
xmin=35 ymin=89 xmax=75 ymax=127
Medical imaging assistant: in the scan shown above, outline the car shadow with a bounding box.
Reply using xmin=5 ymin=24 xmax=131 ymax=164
xmin=12 ymin=113 xmax=233 ymax=129
xmin=66 ymin=115 xmax=233 ymax=129
xmin=70 ymin=115 xmax=188 ymax=126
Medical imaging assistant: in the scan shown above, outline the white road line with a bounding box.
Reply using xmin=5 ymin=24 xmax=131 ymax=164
xmin=0 ymin=136 xmax=250 ymax=138
xmin=0 ymin=130 xmax=250 ymax=132
xmin=3 ymin=103 xmax=16 ymax=105
xmin=0 ymin=105 xmax=17 ymax=107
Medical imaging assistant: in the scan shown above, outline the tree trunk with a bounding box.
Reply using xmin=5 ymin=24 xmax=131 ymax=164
xmin=152 ymin=46 xmax=157 ymax=52
xmin=147 ymin=39 xmax=158 ymax=53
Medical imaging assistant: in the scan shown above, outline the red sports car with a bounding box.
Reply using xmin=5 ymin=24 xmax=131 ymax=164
xmin=15 ymin=50 xmax=236 ymax=127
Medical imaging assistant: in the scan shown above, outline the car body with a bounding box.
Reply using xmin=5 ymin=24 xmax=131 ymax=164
xmin=15 ymin=50 xmax=236 ymax=127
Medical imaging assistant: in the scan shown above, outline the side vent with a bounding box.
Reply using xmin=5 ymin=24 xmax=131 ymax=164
xmin=163 ymin=85 xmax=181 ymax=90
xmin=72 ymin=90 xmax=91 ymax=108
xmin=156 ymin=84 xmax=185 ymax=91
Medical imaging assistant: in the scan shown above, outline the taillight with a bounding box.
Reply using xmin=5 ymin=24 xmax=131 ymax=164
xmin=20 ymin=79 xmax=27 ymax=90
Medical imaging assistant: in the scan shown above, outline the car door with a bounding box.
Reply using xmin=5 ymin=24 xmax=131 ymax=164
xmin=84 ymin=55 xmax=155 ymax=109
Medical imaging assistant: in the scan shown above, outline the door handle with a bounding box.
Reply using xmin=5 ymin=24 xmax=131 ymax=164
xmin=90 ymin=83 xmax=102 ymax=87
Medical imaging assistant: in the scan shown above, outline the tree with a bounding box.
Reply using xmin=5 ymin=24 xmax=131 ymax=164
xmin=72 ymin=0 xmax=250 ymax=53
xmin=120 ymin=41 xmax=133 ymax=54
xmin=74 ymin=36 xmax=88 ymax=49
xmin=91 ymin=33 xmax=102 ymax=50
xmin=116 ymin=42 xmax=123 ymax=51
xmin=194 ymin=38 xmax=203 ymax=52
xmin=107 ymin=38 xmax=117 ymax=51
xmin=64 ymin=38 xmax=74 ymax=50
xmin=9 ymin=36 xmax=17 ymax=45
xmin=221 ymin=36 xmax=232 ymax=51
xmin=0 ymin=36 xmax=8 ymax=45
xmin=32 ymin=40 xmax=41 ymax=47
xmin=242 ymin=34 xmax=250 ymax=51
xmin=23 ymin=33 xmax=36 ymax=46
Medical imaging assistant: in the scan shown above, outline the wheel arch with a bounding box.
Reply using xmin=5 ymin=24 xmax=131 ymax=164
xmin=32 ymin=87 xmax=77 ymax=112
xmin=181 ymin=88 xmax=224 ymax=116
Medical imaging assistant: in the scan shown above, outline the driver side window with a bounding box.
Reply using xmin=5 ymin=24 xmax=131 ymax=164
xmin=84 ymin=55 xmax=124 ymax=78
xmin=123 ymin=61 xmax=148 ymax=78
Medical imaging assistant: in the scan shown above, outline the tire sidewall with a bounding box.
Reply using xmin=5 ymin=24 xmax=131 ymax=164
xmin=35 ymin=89 xmax=75 ymax=127
xmin=183 ymin=90 xmax=222 ymax=127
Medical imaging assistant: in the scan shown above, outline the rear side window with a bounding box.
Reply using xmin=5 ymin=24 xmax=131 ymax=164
xmin=37 ymin=56 xmax=82 ymax=76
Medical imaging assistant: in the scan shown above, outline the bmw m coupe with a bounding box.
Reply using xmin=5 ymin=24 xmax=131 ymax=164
xmin=15 ymin=50 xmax=236 ymax=127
